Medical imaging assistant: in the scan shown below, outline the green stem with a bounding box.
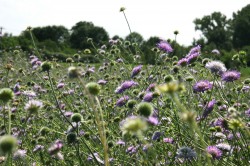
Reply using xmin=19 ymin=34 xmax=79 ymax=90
xmin=122 ymin=11 xmax=132 ymax=34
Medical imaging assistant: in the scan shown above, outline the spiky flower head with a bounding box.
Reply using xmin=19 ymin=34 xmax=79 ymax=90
xmin=206 ymin=146 xmax=222 ymax=159
xmin=71 ymin=113 xmax=83 ymax=123
xmin=24 ymin=100 xmax=43 ymax=114
xmin=137 ymin=102 xmax=154 ymax=118
xmin=85 ymin=82 xmax=101 ymax=95
xmin=0 ymin=135 xmax=17 ymax=155
xmin=68 ymin=66 xmax=81 ymax=78
xmin=0 ymin=88 xmax=14 ymax=103
xmin=120 ymin=7 xmax=126 ymax=12
xmin=156 ymin=40 xmax=173 ymax=53
xmin=221 ymin=70 xmax=241 ymax=82
xmin=205 ymin=61 xmax=227 ymax=74
xmin=41 ymin=61 xmax=53 ymax=72
xmin=193 ymin=80 xmax=212 ymax=93
xmin=13 ymin=149 xmax=27 ymax=160
xmin=176 ymin=147 xmax=197 ymax=160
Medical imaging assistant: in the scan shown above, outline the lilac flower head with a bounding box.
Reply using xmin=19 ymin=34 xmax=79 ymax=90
xmin=143 ymin=92 xmax=154 ymax=102
xmin=177 ymin=58 xmax=188 ymax=66
xmin=152 ymin=131 xmax=161 ymax=141
xmin=186 ymin=52 xmax=200 ymax=63
xmin=115 ymin=96 xmax=129 ymax=107
xmin=221 ymin=70 xmax=241 ymax=82
xmin=13 ymin=149 xmax=27 ymax=160
xmin=115 ymin=81 xmax=138 ymax=93
xmin=156 ymin=40 xmax=173 ymax=53
xmin=131 ymin=65 xmax=143 ymax=78
xmin=188 ymin=45 xmax=201 ymax=55
xmin=146 ymin=83 xmax=156 ymax=92
xmin=245 ymin=109 xmax=250 ymax=118
xmin=57 ymin=83 xmax=65 ymax=89
xmin=205 ymin=61 xmax=227 ymax=74
xmin=216 ymin=143 xmax=231 ymax=152
xmin=48 ymin=140 xmax=63 ymax=156
xmin=193 ymin=80 xmax=212 ymax=93
xmin=202 ymin=99 xmax=216 ymax=118
xmin=97 ymin=79 xmax=107 ymax=85
xmin=13 ymin=83 xmax=21 ymax=93
xmin=163 ymin=137 xmax=174 ymax=144
xmin=206 ymin=146 xmax=222 ymax=159
xmin=147 ymin=116 xmax=159 ymax=125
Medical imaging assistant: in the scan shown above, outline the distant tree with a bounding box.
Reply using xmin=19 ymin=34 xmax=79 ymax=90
xmin=69 ymin=21 xmax=109 ymax=50
xmin=125 ymin=32 xmax=144 ymax=45
xmin=232 ymin=4 xmax=250 ymax=48
xmin=194 ymin=12 xmax=233 ymax=51
xmin=32 ymin=25 xmax=70 ymax=43
xmin=141 ymin=36 xmax=160 ymax=64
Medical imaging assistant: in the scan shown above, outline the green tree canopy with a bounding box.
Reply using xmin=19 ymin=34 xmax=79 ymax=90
xmin=125 ymin=32 xmax=144 ymax=45
xmin=232 ymin=4 xmax=250 ymax=48
xmin=69 ymin=21 xmax=109 ymax=50
xmin=194 ymin=12 xmax=232 ymax=51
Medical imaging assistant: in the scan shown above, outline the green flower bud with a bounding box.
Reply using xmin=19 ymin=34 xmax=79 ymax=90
xmin=68 ymin=66 xmax=81 ymax=78
xmin=67 ymin=132 xmax=77 ymax=144
xmin=0 ymin=88 xmax=14 ymax=103
xmin=137 ymin=102 xmax=154 ymax=118
xmin=41 ymin=61 xmax=52 ymax=72
xmin=127 ymin=100 xmax=137 ymax=109
xmin=71 ymin=113 xmax=83 ymax=123
xmin=0 ymin=135 xmax=17 ymax=154
xmin=85 ymin=82 xmax=101 ymax=95
xmin=164 ymin=75 xmax=174 ymax=83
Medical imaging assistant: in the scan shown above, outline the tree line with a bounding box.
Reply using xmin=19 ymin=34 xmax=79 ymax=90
xmin=0 ymin=4 xmax=249 ymax=66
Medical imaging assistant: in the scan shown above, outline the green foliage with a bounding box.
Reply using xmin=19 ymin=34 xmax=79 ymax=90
xmin=194 ymin=12 xmax=233 ymax=51
xmin=232 ymin=4 xmax=250 ymax=48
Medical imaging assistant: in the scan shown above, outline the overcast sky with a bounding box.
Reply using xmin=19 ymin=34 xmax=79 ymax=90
xmin=0 ymin=0 xmax=249 ymax=46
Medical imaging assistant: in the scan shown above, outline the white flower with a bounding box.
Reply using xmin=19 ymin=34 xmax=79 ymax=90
xmin=25 ymin=100 xmax=43 ymax=114
xmin=205 ymin=61 xmax=227 ymax=74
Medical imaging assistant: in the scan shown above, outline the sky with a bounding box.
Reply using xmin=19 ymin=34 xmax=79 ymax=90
xmin=0 ymin=0 xmax=249 ymax=46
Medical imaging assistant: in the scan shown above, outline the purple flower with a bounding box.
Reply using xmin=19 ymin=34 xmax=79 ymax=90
xmin=143 ymin=92 xmax=153 ymax=102
xmin=186 ymin=52 xmax=200 ymax=63
xmin=13 ymin=83 xmax=21 ymax=93
xmin=115 ymin=96 xmax=129 ymax=107
xmin=156 ymin=40 xmax=173 ymax=53
xmin=13 ymin=149 xmax=27 ymax=160
xmin=245 ymin=109 xmax=250 ymax=117
xmin=97 ymin=79 xmax=107 ymax=85
xmin=116 ymin=140 xmax=125 ymax=146
xmin=152 ymin=131 xmax=161 ymax=141
xmin=188 ymin=45 xmax=201 ymax=55
xmin=146 ymin=83 xmax=156 ymax=92
xmin=193 ymin=80 xmax=212 ymax=93
xmin=115 ymin=81 xmax=138 ymax=93
xmin=202 ymin=99 xmax=216 ymax=118
xmin=131 ymin=65 xmax=142 ymax=78
xmin=221 ymin=70 xmax=241 ymax=82
xmin=126 ymin=145 xmax=139 ymax=154
xmin=177 ymin=58 xmax=188 ymax=66
xmin=48 ymin=140 xmax=63 ymax=156
xmin=57 ymin=83 xmax=65 ymax=89
xmin=147 ymin=116 xmax=159 ymax=125
xmin=206 ymin=146 xmax=222 ymax=159
xmin=33 ymin=145 xmax=44 ymax=152
xmin=163 ymin=137 xmax=174 ymax=144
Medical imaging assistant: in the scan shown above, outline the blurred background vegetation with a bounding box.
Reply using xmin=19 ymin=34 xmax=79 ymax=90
xmin=0 ymin=4 xmax=250 ymax=70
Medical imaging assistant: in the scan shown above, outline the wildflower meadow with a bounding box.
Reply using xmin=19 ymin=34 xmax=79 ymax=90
xmin=0 ymin=6 xmax=250 ymax=166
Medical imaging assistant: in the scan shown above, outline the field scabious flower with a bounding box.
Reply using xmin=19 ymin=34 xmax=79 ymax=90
xmin=202 ymin=99 xmax=216 ymax=118
xmin=143 ymin=92 xmax=154 ymax=102
xmin=177 ymin=58 xmax=188 ymax=66
xmin=131 ymin=65 xmax=142 ymax=78
xmin=48 ymin=140 xmax=63 ymax=156
xmin=206 ymin=146 xmax=222 ymax=159
xmin=115 ymin=96 xmax=129 ymax=107
xmin=115 ymin=81 xmax=138 ymax=94
xmin=205 ymin=61 xmax=227 ymax=74
xmin=221 ymin=70 xmax=241 ymax=82
xmin=156 ymin=40 xmax=173 ymax=53
xmin=193 ymin=80 xmax=212 ymax=93
xmin=24 ymin=100 xmax=43 ymax=114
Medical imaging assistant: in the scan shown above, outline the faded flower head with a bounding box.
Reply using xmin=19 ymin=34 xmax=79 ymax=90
xmin=205 ymin=61 xmax=227 ymax=74
xmin=13 ymin=149 xmax=27 ymax=160
xmin=193 ymin=80 xmax=212 ymax=93
xmin=120 ymin=116 xmax=147 ymax=136
xmin=48 ymin=140 xmax=63 ymax=156
xmin=156 ymin=40 xmax=173 ymax=53
xmin=24 ymin=100 xmax=43 ymax=114
xmin=221 ymin=70 xmax=241 ymax=82
xmin=176 ymin=146 xmax=197 ymax=160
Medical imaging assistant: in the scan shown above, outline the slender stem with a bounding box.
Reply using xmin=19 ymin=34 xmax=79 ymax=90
xmin=122 ymin=11 xmax=132 ymax=34
xmin=7 ymin=103 xmax=11 ymax=135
